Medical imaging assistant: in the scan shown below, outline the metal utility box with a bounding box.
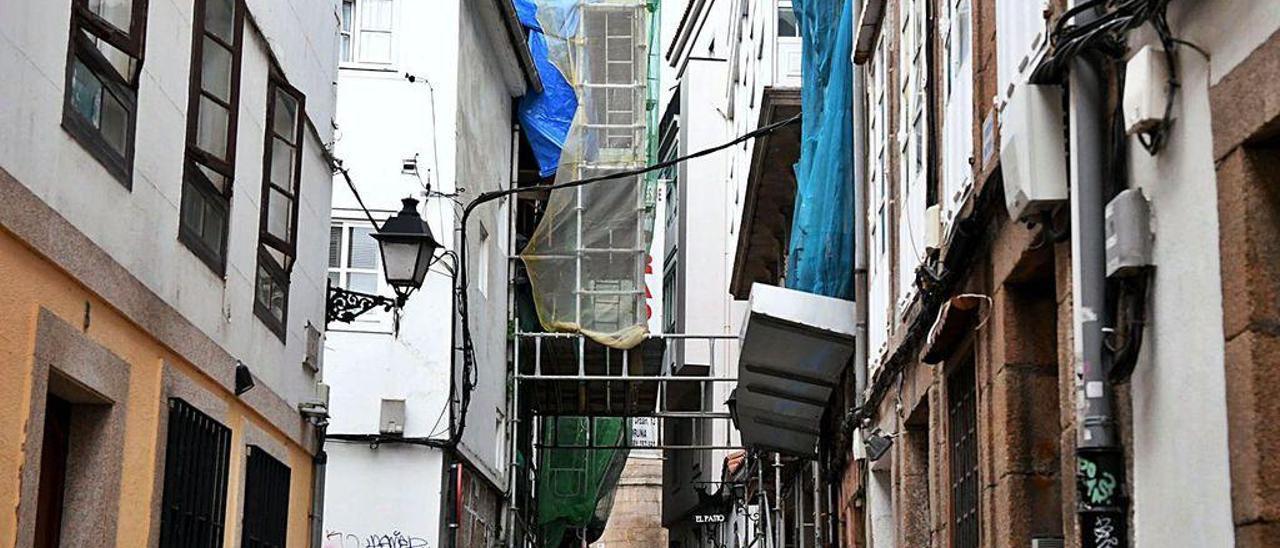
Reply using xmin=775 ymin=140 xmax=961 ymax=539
xmin=1105 ymin=188 xmax=1154 ymax=278
xmin=379 ymin=398 xmax=406 ymax=436
xmin=1000 ymin=83 xmax=1068 ymax=221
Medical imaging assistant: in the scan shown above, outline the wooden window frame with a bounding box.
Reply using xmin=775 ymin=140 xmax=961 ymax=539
xmin=178 ymin=0 xmax=247 ymax=274
xmin=253 ymin=73 xmax=306 ymax=339
xmin=61 ymin=0 xmax=150 ymax=187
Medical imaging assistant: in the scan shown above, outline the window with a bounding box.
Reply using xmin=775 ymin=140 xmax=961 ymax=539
xmin=341 ymin=0 xmax=394 ymax=65
xmin=179 ymin=0 xmax=245 ymax=272
xmin=776 ymin=6 xmax=799 ymax=37
xmin=949 ymin=362 xmax=979 ymax=548
xmin=662 ymin=263 xmax=677 ymax=334
xmin=241 ymin=446 xmax=291 ymax=548
xmin=158 ymin=398 xmax=233 ymax=548
xmin=62 ymin=0 xmax=149 ymax=185
xmin=329 ymin=221 xmax=392 ymax=328
xmin=477 ymin=224 xmax=490 ymax=298
xmin=254 ymin=75 xmax=305 ymax=338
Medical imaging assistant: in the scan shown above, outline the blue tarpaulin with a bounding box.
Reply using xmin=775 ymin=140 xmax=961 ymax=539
xmin=515 ymin=0 xmax=578 ymax=178
xmin=785 ymin=0 xmax=855 ymax=300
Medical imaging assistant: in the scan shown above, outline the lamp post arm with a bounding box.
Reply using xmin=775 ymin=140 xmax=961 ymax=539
xmin=326 ymin=283 xmax=401 ymax=325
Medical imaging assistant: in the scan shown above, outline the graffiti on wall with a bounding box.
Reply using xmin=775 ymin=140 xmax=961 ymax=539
xmin=324 ymin=530 xmax=430 ymax=548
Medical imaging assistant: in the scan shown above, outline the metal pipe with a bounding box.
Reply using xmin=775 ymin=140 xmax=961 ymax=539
xmin=1066 ymin=2 xmax=1127 ymax=544
xmin=851 ymin=0 xmax=869 ymax=412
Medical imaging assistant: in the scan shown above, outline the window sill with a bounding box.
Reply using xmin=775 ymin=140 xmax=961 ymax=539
xmin=338 ymin=63 xmax=398 ymax=74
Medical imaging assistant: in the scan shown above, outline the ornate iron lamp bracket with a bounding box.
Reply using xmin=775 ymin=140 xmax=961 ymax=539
xmin=326 ymin=284 xmax=402 ymax=324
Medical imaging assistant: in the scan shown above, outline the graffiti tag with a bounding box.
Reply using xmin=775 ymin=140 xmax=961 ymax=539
xmin=1091 ymin=516 xmax=1120 ymax=548
xmin=324 ymin=530 xmax=430 ymax=548
xmin=1078 ymin=458 xmax=1117 ymax=505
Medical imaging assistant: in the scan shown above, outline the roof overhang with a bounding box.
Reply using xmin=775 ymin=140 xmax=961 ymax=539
xmin=482 ymin=0 xmax=543 ymax=96
xmin=730 ymin=87 xmax=802 ymax=300
xmin=735 ymin=284 xmax=856 ymax=457
xmin=853 ymin=0 xmax=887 ymax=64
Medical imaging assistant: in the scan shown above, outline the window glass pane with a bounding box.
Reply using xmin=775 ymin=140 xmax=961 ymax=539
xmin=361 ymin=0 xmax=393 ymax=30
xmin=348 ymin=227 xmax=378 ymax=269
xmin=271 ymin=138 xmax=295 ymax=188
xmin=777 ymin=8 xmax=799 ymax=37
xmin=181 ymin=181 xmax=205 ymax=233
xmin=342 ymin=0 xmax=354 ymax=32
xmin=341 ymin=35 xmax=352 ymax=63
xmin=347 ymin=272 xmax=378 ymax=294
xmin=196 ymin=97 xmax=230 ymax=159
xmin=329 ymin=226 xmax=343 ymax=267
xmin=270 ymin=281 xmax=287 ymax=321
xmin=195 ymin=162 xmax=229 ymax=193
xmin=272 ymin=91 xmax=298 ymax=141
xmin=328 ymin=271 xmax=341 ymax=287
xmin=255 ymin=265 xmax=272 ymax=308
xmin=70 ymin=59 xmax=103 ymax=125
xmin=205 ymin=0 xmax=236 ymax=44
xmin=266 ymin=245 xmax=292 ymax=271
xmin=266 ymin=187 xmax=293 ymax=242
xmin=100 ymin=90 xmax=129 ymax=155
xmin=358 ymin=31 xmax=392 ymax=64
xmin=201 ymin=197 xmax=226 ymax=253
xmin=85 ymin=31 xmax=138 ymax=83
xmin=201 ymin=38 xmax=233 ymax=102
xmin=86 ymin=0 xmax=134 ymax=34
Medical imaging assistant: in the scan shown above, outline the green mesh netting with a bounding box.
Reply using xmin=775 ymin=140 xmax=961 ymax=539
xmin=537 ymin=417 xmax=632 ymax=547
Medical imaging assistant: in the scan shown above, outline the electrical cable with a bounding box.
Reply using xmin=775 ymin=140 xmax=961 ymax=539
xmin=446 ymin=113 xmax=803 ymax=448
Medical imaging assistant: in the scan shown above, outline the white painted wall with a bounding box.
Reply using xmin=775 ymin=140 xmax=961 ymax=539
xmin=323 ymin=0 xmax=526 ymax=541
xmin=0 ymin=0 xmax=339 ymax=407
xmin=1121 ymin=1 xmax=1280 ymax=544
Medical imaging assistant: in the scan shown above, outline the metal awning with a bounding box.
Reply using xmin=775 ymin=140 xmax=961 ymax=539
xmin=735 ymin=284 xmax=856 ymax=456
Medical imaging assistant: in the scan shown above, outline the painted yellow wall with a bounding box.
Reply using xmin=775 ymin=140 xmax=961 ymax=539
xmin=0 ymin=227 xmax=315 ymax=547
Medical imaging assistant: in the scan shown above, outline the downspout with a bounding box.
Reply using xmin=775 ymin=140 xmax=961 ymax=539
xmin=309 ymin=424 xmax=328 ymax=548
xmin=1065 ymin=2 xmax=1127 ymax=544
xmin=851 ymin=0 xmax=868 ymax=416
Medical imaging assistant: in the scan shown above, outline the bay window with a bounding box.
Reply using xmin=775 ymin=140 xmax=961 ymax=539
xmin=179 ymin=0 xmax=245 ymax=272
xmin=254 ymin=75 xmax=305 ymax=338
xmin=62 ymin=0 xmax=149 ymax=185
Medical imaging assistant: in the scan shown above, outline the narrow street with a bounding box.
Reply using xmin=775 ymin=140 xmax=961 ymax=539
xmin=1 ymin=0 xmax=1278 ymax=547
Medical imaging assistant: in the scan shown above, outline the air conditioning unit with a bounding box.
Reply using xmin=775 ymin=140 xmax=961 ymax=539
xmin=1000 ymin=82 xmax=1068 ymax=221
xmin=379 ymin=399 xmax=406 ymax=436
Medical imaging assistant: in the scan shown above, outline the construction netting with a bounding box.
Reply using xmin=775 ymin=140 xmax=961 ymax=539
xmin=536 ymin=417 xmax=631 ymax=548
xmin=518 ymin=0 xmax=658 ymax=350
xmin=785 ymin=0 xmax=856 ymax=299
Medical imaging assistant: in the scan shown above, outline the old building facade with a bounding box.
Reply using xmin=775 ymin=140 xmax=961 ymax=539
xmin=0 ymin=0 xmax=339 ymax=545
xmin=843 ymin=0 xmax=1280 ymax=547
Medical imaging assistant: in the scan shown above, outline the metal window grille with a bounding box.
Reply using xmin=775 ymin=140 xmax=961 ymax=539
xmin=159 ymin=398 xmax=232 ymax=548
xmin=949 ymin=362 xmax=980 ymax=548
xmin=241 ymin=446 xmax=291 ymax=548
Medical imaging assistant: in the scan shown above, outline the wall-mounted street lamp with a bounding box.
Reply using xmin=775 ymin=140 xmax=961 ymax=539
xmin=326 ymin=197 xmax=442 ymax=324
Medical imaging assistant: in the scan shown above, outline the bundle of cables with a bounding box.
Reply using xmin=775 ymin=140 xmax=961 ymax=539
xmin=1033 ymin=0 xmax=1185 ymax=154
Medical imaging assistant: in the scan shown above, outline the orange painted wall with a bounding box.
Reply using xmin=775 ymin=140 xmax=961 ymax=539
xmin=0 ymin=226 xmax=314 ymax=547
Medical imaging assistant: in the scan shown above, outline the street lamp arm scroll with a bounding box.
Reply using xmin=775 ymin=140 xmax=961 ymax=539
xmin=325 ymin=283 xmax=402 ymax=325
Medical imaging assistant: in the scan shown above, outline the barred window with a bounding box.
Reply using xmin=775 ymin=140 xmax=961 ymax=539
xmin=949 ymin=361 xmax=980 ymax=548
xmin=240 ymin=446 xmax=291 ymax=548
xmin=158 ymin=398 xmax=232 ymax=548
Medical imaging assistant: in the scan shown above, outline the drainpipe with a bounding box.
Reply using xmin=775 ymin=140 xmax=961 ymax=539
xmin=851 ymin=0 xmax=869 ymax=413
xmin=1065 ymin=3 xmax=1127 ymax=545
xmin=309 ymin=425 xmax=328 ymax=548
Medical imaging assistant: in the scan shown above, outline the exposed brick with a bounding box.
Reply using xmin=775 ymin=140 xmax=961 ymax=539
xmin=1224 ymin=330 xmax=1280 ymax=525
xmin=1234 ymin=520 xmax=1280 ymax=548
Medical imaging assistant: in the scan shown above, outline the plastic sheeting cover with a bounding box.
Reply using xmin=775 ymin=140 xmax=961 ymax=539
xmin=520 ymin=0 xmax=656 ymax=350
xmin=516 ymin=0 xmax=578 ymax=177
xmin=785 ymin=0 xmax=856 ymax=299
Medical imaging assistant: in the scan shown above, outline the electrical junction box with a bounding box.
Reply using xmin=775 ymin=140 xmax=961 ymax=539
xmin=1105 ymin=188 xmax=1154 ymax=278
xmin=1000 ymin=83 xmax=1068 ymax=221
xmin=379 ymin=398 xmax=406 ymax=436
xmin=924 ymin=204 xmax=943 ymax=252
xmin=1123 ymin=46 xmax=1173 ymax=135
